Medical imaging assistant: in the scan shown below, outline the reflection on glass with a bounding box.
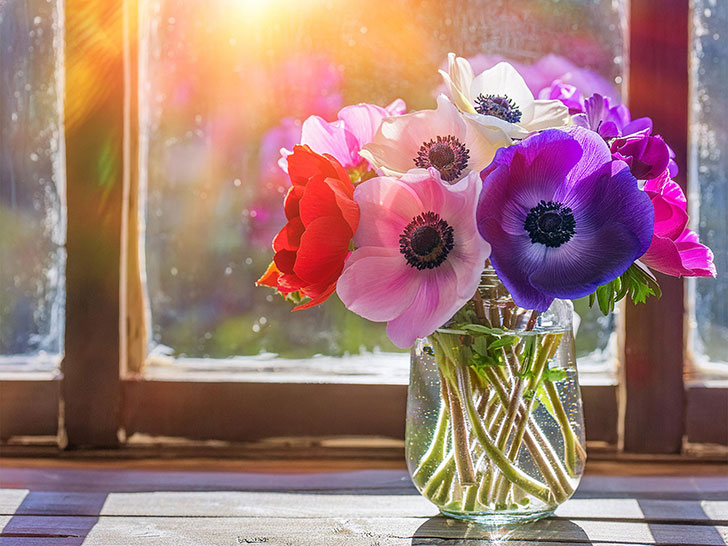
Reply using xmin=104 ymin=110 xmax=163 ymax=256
xmin=690 ymin=0 xmax=728 ymax=373
xmin=0 ymin=0 xmax=65 ymax=368
xmin=140 ymin=0 xmax=626 ymax=368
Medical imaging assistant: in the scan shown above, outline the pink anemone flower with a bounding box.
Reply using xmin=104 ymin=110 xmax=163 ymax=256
xmin=337 ymin=168 xmax=491 ymax=348
xmin=279 ymin=99 xmax=406 ymax=173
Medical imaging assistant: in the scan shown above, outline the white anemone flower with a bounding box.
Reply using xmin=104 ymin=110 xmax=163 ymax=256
xmin=360 ymin=95 xmax=510 ymax=184
xmin=440 ymin=53 xmax=570 ymax=138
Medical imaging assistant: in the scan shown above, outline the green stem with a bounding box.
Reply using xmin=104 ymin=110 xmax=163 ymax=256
xmin=495 ymin=333 xmax=561 ymax=504
xmin=455 ymin=364 xmax=552 ymax=504
xmin=411 ymin=396 xmax=450 ymax=486
xmin=544 ymin=380 xmax=577 ymax=477
xmin=443 ymin=375 xmax=477 ymax=486
xmin=483 ymin=364 xmax=570 ymax=502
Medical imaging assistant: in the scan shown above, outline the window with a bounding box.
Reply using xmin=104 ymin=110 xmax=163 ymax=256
xmin=0 ymin=0 xmax=65 ymax=371
xmin=689 ymin=0 xmax=728 ymax=377
xmin=1 ymin=0 xmax=724 ymax=454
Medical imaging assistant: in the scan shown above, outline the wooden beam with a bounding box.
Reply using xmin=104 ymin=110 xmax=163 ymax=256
xmin=685 ymin=383 xmax=728 ymax=446
xmin=623 ymin=0 xmax=690 ymax=454
xmin=62 ymin=0 xmax=127 ymax=447
xmin=0 ymin=379 xmax=59 ymax=441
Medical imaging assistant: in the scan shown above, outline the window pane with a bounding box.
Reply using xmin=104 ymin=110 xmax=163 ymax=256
xmin=690 ymin=0 xmax=728 ymax=372
xmin=140 ymin=0 xmax=626 ymax=369
xmin=0 ymin=0 xmax=65 ymax=368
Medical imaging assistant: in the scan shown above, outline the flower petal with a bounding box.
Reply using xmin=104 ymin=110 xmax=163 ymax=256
xmin=337 ymin=246 xmax=419 ymax=322
xmin=385 ymin=262 xmax=464 ymax=348
xmin=527 ymin=99 xmax=570 ymax=131
xmin=470 ymin=62 xmax=535 ymax=124
xmin=300 ymin=118 xmax=359 ymax=168
xmin=353 ymin=175 xmax=424 ymax=248
xmin=360 ymin=95 xmax=467 ymax=177
xmin=337 ymin=103 xmax=389 ymax=150
xmin=293 ymin=216 xmax=353 ymax=285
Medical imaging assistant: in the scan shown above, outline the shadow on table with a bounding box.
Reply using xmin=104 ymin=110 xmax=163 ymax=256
xmin=411 ymin=515 xmax=593 ymax=545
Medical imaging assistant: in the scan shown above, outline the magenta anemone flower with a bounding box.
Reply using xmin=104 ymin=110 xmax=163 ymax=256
xmin=476 ymin=127 xmax=655 ymax=312
xmin=337 ymin=169 xmax=490 ymax=348
xmin=640 ymin=172 xmax=716 ymax=277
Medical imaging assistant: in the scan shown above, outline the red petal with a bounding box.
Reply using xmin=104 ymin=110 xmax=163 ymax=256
xmin=287 ymin=145 xmax=345 ymax=187
xmin=273 ymin=249 xmax=297 ymax=274
xmin=273 ymin=217 xmax=304 ymax=252
xmin=283 ymin=185 xmax=305 ymax=220
xmin=293 ymin=282 xmax=337 ymax=310
xmin=255 ymin=261 xmax=281 ymax=288
xmin=293 ymin=216 xmax=353 ymax=285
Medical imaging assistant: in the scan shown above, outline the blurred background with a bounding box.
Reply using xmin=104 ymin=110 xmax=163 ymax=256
xmin=0 ymin=0 xmax=724 ymax=376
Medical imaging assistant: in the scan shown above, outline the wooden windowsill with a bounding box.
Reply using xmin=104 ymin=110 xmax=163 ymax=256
xmin=0 ymin=457 xmax=726 ymax=545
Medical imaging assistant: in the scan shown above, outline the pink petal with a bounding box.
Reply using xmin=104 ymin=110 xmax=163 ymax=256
xmin=385 ymin=262 xmax=463 ymax=348
xmin=336 ymin=246 xmax=419 ymax=322
xmin=300 ymin=116 xmax=359 ymax=167
xmin=337 ymin=103 xmax=389 ymax=150
xmin=385 ymin=98 xmax=407 ymax=116
xmin=352 ymin=176 xmax=423 ymax=248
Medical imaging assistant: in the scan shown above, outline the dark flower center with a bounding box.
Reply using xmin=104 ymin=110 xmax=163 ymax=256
xmin=400 ymin=211 xmax=454 ymax=269
xmin=474 ymin=94 xmax=522 ymax=123
xmin=524 ymin=200 xmax=576 ymax=248
xmin=414 ymin=135 xmax=470 ymax=183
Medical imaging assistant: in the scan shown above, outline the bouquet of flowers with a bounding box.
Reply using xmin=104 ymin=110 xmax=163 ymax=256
xmin=256 ymin=53 xmax=715 ymax=520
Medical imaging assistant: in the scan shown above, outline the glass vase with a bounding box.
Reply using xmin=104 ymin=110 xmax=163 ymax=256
xmin=405 ymin=267 xmax=586 ymax=525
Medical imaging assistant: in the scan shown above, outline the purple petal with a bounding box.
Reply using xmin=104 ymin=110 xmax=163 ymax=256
xmin=556 ymin=127 xmax=613 ymax=200
xmin=622 ymin=116 xmax=653 ymax=137
xmin=499 ymin=129 xmax=583 ymax=208
xmin=530 ymin=165 xmax=654 ymax=298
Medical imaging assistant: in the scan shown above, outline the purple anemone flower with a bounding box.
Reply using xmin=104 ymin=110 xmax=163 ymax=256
xmin=572 ymin=94 xmax=651 ymax=139
xmin=476 ymin=127 xmax=655 ymax=311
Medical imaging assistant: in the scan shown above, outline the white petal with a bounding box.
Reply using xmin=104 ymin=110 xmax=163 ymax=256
xmin=524 ymin=99 xmax=572 ymax=131
xmin=361 ymin=95 xmax=467 ymax=176
xmin=470 ymin=62 xmax=535 ymax=124
xmin=439 ymin=53 xmax=477 ymax=114
xmin=462 ymin=116 xmax=512 ymax=172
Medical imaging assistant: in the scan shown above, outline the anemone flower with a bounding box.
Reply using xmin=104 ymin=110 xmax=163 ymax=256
xmin=477 ymin=127 xmax=654 ymax=312
xmin=360 ymin=95 xmax=509 ymax=184
xmin=439 ymin=53 xmax=570 ymax=138
xmin=640 ymin=172 xmax=716 ymax=277
xmin=337 ymin=169 xmax=490 ymax=348
xmin=257 ymin=145 xmax=359 ymax=310
xmin=279 ymin=99 xmax=406 ymax=173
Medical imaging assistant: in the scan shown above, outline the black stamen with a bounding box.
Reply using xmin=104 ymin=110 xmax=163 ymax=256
xmin=400 ymin=211 xmax=454 ymax=269
xmin=524 ymin=200 xmax=576 ymax=247
xmin=474 ymin=94 xmax=522 ymax=124
xmin=414 ymin=135 xmax=470 ymax=182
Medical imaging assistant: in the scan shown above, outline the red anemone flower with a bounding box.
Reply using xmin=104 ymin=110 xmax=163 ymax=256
xmin=256 ymin=145 xmax=359 ymax=310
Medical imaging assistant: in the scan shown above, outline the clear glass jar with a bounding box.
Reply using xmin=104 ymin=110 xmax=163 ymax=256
xmin=405 ymin=267 xmax=586 ymax=524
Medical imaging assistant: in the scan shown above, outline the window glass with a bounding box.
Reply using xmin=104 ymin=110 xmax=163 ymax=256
xmin=690 ymin=0 xmax=728 ymax=373
xmin=140 ymin=0 xmax=626 ymax=370
xmin=0 ymin=0 xmax=65 ymax=369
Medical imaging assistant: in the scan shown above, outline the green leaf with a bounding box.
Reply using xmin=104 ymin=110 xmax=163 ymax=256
xmin=542 ymin=367 xmax=568 ymax=382
xmin=533 ymin=384 xmax=556 ymax=417
xmin=587 ymin=264 xmax=662 ymax=315
xmin=455 ymin=323 xmax=509 ymax=336
xmin=487 ymin=335 xmax=519 ymax=350
xmin=471 ymin=336 xmax=491 ymax=356
xmin=435 ymin=328 xmax=468 ymax=335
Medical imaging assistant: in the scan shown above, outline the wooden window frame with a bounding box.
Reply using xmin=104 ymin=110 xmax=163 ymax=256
xmin=1 ymin=0 xmax=725 ymax=453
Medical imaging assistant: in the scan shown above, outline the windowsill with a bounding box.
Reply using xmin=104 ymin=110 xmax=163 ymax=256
xmin=138 ymin=353 xmax=619 ymax=386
